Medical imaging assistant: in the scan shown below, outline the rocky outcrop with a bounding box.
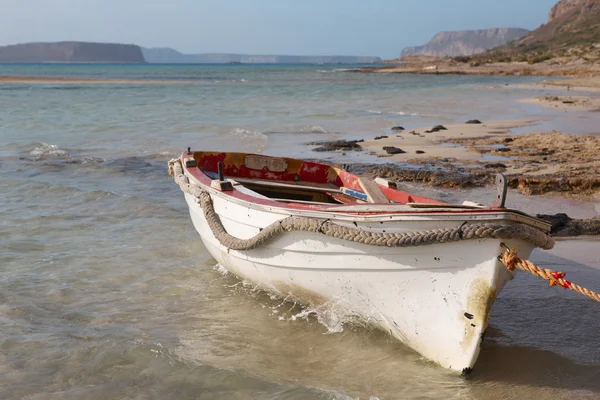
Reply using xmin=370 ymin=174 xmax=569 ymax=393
xmin=548 ymin=0 xmax=588 ymax=22
xmin=308 ymin=140 xmax=364 ymax=152
xmin=401 ymin=28 xmax=530 ymax=57
xmin=537 ymin=213 xmax=600 ymax=237
xmin=0 ymin=42 xmax=145 ymax=63
xmin=142 ymin=48 xmax=381 ymax=64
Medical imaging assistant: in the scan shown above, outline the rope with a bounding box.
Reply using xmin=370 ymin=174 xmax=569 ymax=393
xmin=168 ymin=158 xmax=555 ymax=251
xmin=501 ymin=247 xmax=600 ymax=302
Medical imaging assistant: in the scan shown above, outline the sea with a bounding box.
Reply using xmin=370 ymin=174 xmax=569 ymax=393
xmin=1 ymin=63 xmax=599 ymax=400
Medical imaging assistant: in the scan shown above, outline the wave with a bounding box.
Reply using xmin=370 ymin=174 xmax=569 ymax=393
xmin=365 ymin=109 xmax=420 ymax=116
xmin=228 ymin=127 xmax=267 ymax=139
xmin=230 ymin=128 xmax=258 ymax=136
xmin=303 ymin=125 xmax=328 ymax=133
xmin=263 ymin=125 xmax=329 ymax=134
xmin=29 ymin=143 xmax=69 ymax=158
xmin=288 ymin=300 xmax=369 ymax=334
xmin=214 ymin=263 xmax=371 ymax=335
xmin=210 ymin=79 xmax=248 ymax=84
xmin=18 ymin=145 xmax=180 ymax=172
xmin=24 ymin=143 xmax=105 ymax=164
xmin=363 ymin=109 xmax=441 ymax=118
xmin=317 ymin=68 xmax=353 ymax=73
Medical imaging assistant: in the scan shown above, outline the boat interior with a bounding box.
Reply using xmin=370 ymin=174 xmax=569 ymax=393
xmin=181 ymin=150 xmax=552 ymax=232
xmin=188 ymin=151 xmax=451 ymax=207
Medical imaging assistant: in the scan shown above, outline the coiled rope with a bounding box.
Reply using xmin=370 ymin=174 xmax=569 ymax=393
xmin=169 ymin=158 xmax=555 ymax=251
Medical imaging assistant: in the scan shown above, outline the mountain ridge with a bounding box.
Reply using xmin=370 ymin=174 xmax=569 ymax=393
xmin=401 ymin=28 xmax=530 ymax=57
xmin=476 ymin=0 xmax=600 ymax=62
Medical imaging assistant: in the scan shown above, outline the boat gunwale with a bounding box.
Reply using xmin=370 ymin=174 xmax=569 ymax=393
xmin=180 ymin=153 xmax=551 ymax=232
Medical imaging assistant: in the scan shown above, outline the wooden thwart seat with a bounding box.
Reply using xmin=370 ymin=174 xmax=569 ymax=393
xmin=358 ymin=177 xmax=390 ymax=203
xmin=202 ymin=170 xmax=390 ymax=204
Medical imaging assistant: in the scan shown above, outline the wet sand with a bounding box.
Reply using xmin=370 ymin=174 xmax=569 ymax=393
xmin=360 ymin=118 xmax=538 ymax=161
xmin=538 ymin=76 xmax=600 ymax=91
xmin=519 ymin=94 xmax=600 ymax=111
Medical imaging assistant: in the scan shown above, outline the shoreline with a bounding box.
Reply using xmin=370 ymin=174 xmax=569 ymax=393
xmin=354 ymin=56 xmax=600 ymax=91
xmin=536 ymin=76 xmax=600 ymax=91
xmin=5 ymin=69 xmax=598 ymax=216
xmin=311 ymin=94 xmax=600 ymax=200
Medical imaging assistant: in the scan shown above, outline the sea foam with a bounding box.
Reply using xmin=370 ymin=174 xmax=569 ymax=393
xmin=29 ymin=143 xmax=69 ymax=158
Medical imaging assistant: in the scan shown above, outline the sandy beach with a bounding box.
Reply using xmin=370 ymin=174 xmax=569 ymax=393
xmin=360 ymin=117 xmax=538 ymax=161
xmin=519 ymin=94 xmax=600 ymax=111
xmin=331 ymin=86 xmax=600 ymax=200
xmin=351 ymin=57 xmax=600 ymax=197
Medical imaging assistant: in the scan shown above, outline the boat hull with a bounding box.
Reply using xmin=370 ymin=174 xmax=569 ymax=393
xmin=184 ymin=191 xmax=534 ymax=372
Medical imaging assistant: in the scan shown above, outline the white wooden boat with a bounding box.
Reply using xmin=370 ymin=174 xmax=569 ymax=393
xmin=169 ymin=150 xmax=554 ymax=374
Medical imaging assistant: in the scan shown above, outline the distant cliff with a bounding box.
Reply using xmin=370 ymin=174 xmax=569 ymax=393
xmin=0 ymin=42 xmax=146 ymax=63
xmin=142 ymin=48 xmax=381 ymax=64
xmin=0 ymin=41 xmax=381 ymax=64
xmin=401 ymin=28 xmax=530 ymax=57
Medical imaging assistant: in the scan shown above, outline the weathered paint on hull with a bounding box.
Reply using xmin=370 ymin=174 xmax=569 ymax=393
xmin=184 ymin=192 xmax=534 ymax=372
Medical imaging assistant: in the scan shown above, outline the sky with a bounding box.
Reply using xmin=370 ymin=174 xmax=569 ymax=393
xmin=1 ymin=0 xmax=560 ymax=59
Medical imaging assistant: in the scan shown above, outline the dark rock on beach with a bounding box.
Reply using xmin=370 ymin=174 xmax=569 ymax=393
xmin=530 ymin=150 xmax=554 ymax=156
xmin=537 ymin=213 xmax=600 ymax=237
xmin=374 ymin=135 xmax=389 ymax=140
xmin=383 ymin=146 xmax=406 ymax=154
xmin=484 ymin=163 xmax=507 ymax=169
xmin=466 ymin=119 xmax=482 ymax=124
xmin=416 ymin=150 xmax=426 ymax=154
xmin=310 ymin=140 xmax=363 ymax=152
xmin=425 ymin=125 xmax=448 ymax=133
xmin=391 ymin=126 xmax=405 ymax=131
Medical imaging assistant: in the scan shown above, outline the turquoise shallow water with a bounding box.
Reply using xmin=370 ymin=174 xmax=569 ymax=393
xmin=1 ymin=64 xmax=600 ymax=399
